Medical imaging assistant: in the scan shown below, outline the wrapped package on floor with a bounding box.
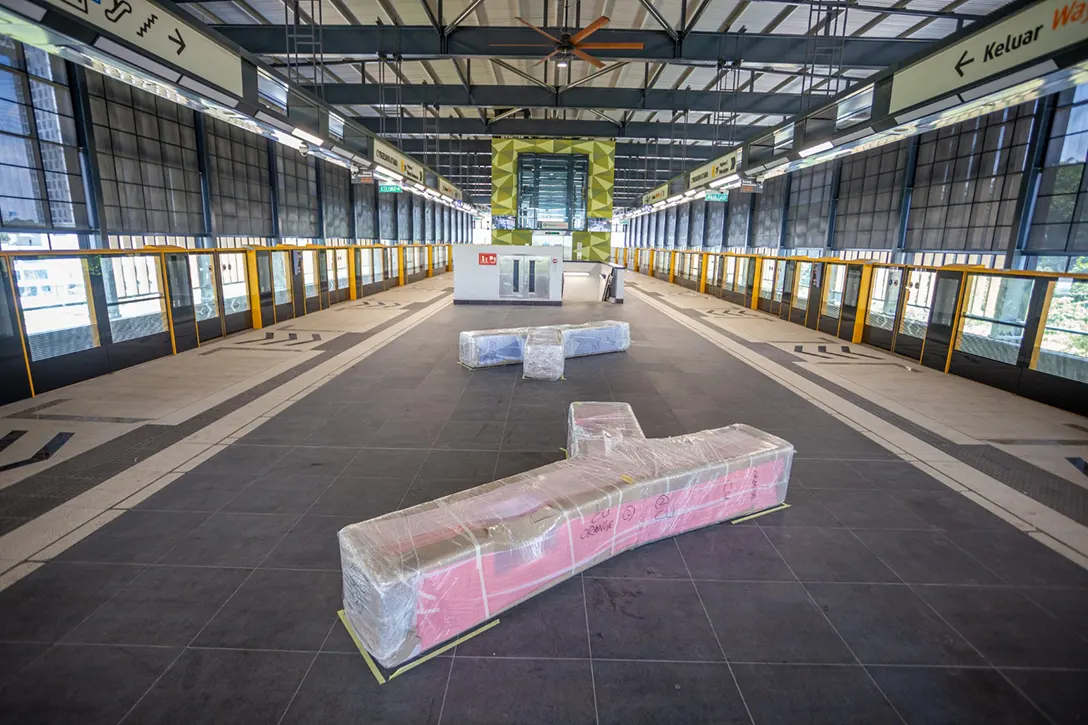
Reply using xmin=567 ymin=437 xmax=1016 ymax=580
xmin=458 ymin=328 xmax=526 ymax=368
xmin=523 ymin=327 xmax=565 ymax=381
xmin=561 ymin=321 xmax=631 ymax=358
xmin=339 ymin=423 xmax=792 ymax=667
xmin=458 ymin=321 xmax=630 ymax=369
xmin=567 ymin=401 xmax=645 ymax=458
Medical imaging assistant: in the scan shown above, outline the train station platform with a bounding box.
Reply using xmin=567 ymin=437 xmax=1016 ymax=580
xmin=1 ymin=269 xmax=1086 ymax=724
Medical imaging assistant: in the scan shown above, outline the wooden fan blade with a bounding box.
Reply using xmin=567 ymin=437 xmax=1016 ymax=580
xmin=490 ymin=44 xmax=555 ymax=47
xmin=533 ymin=51 xmax=560 ymax=67
xmin=575 ymin=42 xmax=645 ymax=49
xmin=515 ymin=16 xmax=561 ymax=43
xmin=571 ymin=47 xmax=605 ymax=68
xmin=570 ymin=15 xmax=610 ymax=44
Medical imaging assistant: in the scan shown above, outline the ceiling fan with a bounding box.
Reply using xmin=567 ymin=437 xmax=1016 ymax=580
xmin=491 ymin=16 xmax=644 ymax=69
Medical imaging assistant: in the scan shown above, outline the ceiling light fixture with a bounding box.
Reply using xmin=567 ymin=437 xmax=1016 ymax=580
xmin=799 ymin=140 xmax=834 ymax=158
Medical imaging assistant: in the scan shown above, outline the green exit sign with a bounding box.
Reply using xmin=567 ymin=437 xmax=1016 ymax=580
xmin=705 ymin=191 xmax=729 ymax=202
xmin=379 ymin=184 xmax=403 ymax=193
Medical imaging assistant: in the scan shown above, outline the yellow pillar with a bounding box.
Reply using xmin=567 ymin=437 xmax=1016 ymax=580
xmin=669 ymin=251 xmax=677 ymax=284
xmin=427 ymin=245 xmax=434 ymax=277
xmin=648 ymin=249 xmax=656 ymax=277
xmin=852 ymin=264 xmax=874 ymax=343
xmin=4 ymin=256 xmax=35 ymax=396
xmin=245 ymin=250 xmax=263 ymax=329
xmin=398 ymin=246 xmax=406 ymax=287
xmin=750 ymin=257 xmax=763 ymax=310
xmin=699 ymin=253 xmax=709 ymax=294
xmin=348 ymin=246 xmax=358 ymax=300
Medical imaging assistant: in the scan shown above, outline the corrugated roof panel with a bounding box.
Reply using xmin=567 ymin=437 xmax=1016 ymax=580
xmin=731 ymin=3 xmax=796 ymax=34
xmin=909 ymin=18 xmax=960 ymax=39
xmin=691 ymin=0 xmax=745 ymax=32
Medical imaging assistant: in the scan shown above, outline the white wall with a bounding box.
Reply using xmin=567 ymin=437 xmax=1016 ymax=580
xmin=453 ymin=245 xmax=564 ymax=303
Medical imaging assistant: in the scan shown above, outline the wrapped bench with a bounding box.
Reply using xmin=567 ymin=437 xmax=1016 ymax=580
xmin=339 ymin=402 xmax=792 ymax=667
xmin=458 ymin=320 xmax=631 ymax=369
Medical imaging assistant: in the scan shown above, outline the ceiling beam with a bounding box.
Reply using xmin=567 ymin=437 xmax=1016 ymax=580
xmin=352 ymin=116 xmax=762 ymax=141
xmin=209 ymin=25 xmax=927 ymax=68
xmin=392 ymin=140 xmax=721 ymax=159
xmin=313 ymin=84 xmax=806 ymax=114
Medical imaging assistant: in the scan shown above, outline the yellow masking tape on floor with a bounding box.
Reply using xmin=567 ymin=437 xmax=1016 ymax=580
xmin=730 ymin=503 xmax=790 ymax=524
xmin=337 ymin=610 xmax=500 ymax=685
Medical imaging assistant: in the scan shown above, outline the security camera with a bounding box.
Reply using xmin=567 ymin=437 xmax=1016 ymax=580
xmin=297 ymin=142 xmax=310 ymax=157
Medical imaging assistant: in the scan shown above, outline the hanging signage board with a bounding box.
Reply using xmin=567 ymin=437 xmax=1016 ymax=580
xmin=705 ymin=192 xmax=730 ymax=202
xmin=438 ymin=178 xmax=463 ymax=201
xmin=642 ymin=185 xmax=668 ymax=206
xmin=373 ymin=139 xmax=425 ymax=184
xmin=36 ymin=0 xmax=244 ymax=95
xmin=378 ymin=184 xmax=403 ymax=193
xmin=687 ymin=149 xmax=741 ymax=189
xmin=889 ymin=0 xmax=1088 ymax=114
xmin=738 ymin=182 xmax=763 ymax=194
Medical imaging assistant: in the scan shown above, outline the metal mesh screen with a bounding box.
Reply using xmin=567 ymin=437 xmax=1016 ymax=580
xmin=274 ymin=143 xmax=318 ymax=238
xmin=206 ymin=118 xmax=272 ymax=237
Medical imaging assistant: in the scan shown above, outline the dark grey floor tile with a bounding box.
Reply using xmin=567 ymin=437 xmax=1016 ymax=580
xmin=848 ymin=460 xmax=948 ymax=491
xmin=367 ymin=418 xmax=446 ymax=448
xmin=123 ymin=648 xmax=312 ymax=725
xmin=64 ymin=566 xmax=248 ymax=646
xmin=55 ymin=510 xmax=209 ymax=564
xmin=433 ymin=421 xmax=506 ymax=450
xmin=732 ymin=663 xmax=901 ymax=725
xmin=193 ymin=568 xmax=341 ymax=651
xmin=401 ymin=478 xmax=478 ymax=507
xmin=585 ymin=578 xmax=723 ymax=661
xmin=506 ymin=403 xmax=567 ymax=423
xmin=448 ymin=399 xmax=511 ymax=422
xmin=263 ymin=515 xmax=357 ymax=570
xmin=807 ymin=583 xmax=983 ymax=666
xmin=852 ymin=530 xmax=1003 ymax=585
xmin=417 ymin=449 xmax=499 ymax=482
xmin=1002 ymin=669 xmax=1088 ymax=725
xmin=677 ymin=525 xmax=794 ymax=581
xmin=0 ymin=562 xmax=143 ymax=642
xmin=672 ymin=408 xmax=744 ymax=433
xmin=133 ymin=471 xmax=254 ymax=512
xmin=762 ymin=528 xmax=898 ymax=583
xmin=943 ymin=531 xmax=1088 ymax=587
xmin=305 ymin=420 xmax=382 ymax=447
xmin=157 ymin=512 xmax=299 ymax=567
xmin=307 ymin=477 xmax=410 ymax=518
xmin=501 ymin=421 xmax=567 ymax=452
xmin=916 ymin=585 xmax=1088 ymax=668
xmin=892 ymin=490 xmax=1015 ymax=532
xmin=0 ymin=642 xmax=48 ymax=687
xmin=494 ymin=450 xmax=565 ymax=479
xmin=281 ymin=652 xmax=449 ymax=725
xmin=457 ymin=577 xmax=588 ymax=658
xmin=220 ymin=474 xmax=333 ymax=515
xmin=586 ymin=538 xmax=691 ymax=579
xmin=699 ymin=581 xmax=853 ymax=664
xmin=347 ymin=448 xmax=429 ymax=478
xmin=1018 ymin=586 xmax=1088 ymax=639
xmin=756 ymin=488 xmax=843 ymax=528
xmin=240 ymin=417 xmax=322 ymax=445
xmin=266 ymin=446 xmax=359 ymax=477
xmin=638 ymin=411 xmax=687 ymax=439
xmin=594 ymin=660 xmax=750 ymax=725
xmin=811 ymin=489 xmax=933 ymax=530
xmin=192 ymin=443 xmax=290 ymax=476
xmin=869 ymin=666 xmax=1049 ymax=725
xmin=0 ymin=643 xmax=178 ymax=725
xmin=794 ymin=459 xmax=878 ymax=489
xmin=441 ymin=658 xmax=596 ymax=725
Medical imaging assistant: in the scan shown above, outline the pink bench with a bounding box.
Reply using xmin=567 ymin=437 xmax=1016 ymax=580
xmin=339 ymin=402 xmax=793 ymax=667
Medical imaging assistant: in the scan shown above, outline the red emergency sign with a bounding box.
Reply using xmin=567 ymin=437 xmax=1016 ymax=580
xmin=479 ymin=253 xmax=497 ymax=265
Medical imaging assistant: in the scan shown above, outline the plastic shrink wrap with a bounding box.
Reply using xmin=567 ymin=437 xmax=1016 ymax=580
xmin=567 ymin=401 xmax=645 ymax=458
xmin=458 ymin=321 xmax=630 ymax=369
xmin=523 ymin=327 xmax=565 ymax=381
xmin=339 ymin=410 xmax=793 ymax=668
